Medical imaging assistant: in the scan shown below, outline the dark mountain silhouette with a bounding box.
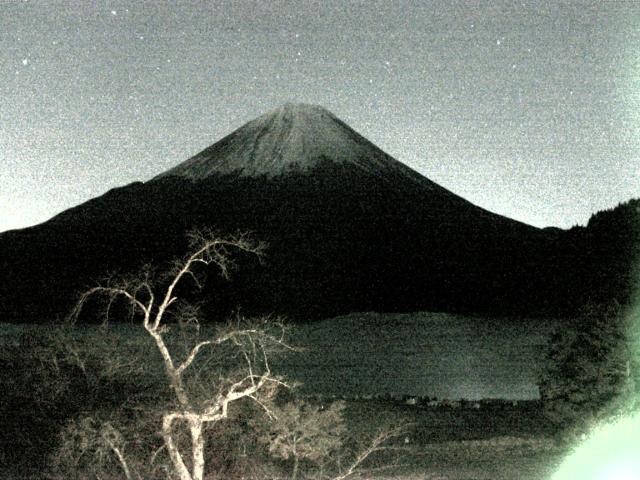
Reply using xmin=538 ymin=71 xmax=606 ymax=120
xmin=1 ymin=104 xmax=637 ymax=323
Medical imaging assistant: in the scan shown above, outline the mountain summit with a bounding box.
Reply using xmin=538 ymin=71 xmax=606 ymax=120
xmin=156 ymin=102 xmax=430 ymax=185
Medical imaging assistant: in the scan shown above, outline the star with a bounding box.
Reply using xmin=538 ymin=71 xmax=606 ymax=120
xmin=111 ymin=10 xmax=117 ymax=16
xmin=22 ymin=58 xmax=28 ymax=66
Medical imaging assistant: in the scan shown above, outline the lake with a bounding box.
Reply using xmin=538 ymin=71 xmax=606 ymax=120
xmin=0 ymin=311 xmax=559 ymax=401
xmin=275 ymin=312 xmax=560 ymax=400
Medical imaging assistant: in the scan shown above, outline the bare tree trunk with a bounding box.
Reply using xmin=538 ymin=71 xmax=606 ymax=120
xmin=162 ymin=414 xmax=192 ymax=480
xmin=190 ymin=418 xmax=205 ymax=480
xmin=292 ymin=454 xmax=300 ymax=480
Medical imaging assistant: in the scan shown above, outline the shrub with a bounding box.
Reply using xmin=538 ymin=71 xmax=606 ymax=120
xmin=538 ymin=301 xmax=639 ymax=439
xmin=258 ymin=399 xmax=346 ymax=480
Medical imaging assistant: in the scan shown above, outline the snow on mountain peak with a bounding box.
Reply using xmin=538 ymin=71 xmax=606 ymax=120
xmin=155 ymin=102 xmax=426 ymax=182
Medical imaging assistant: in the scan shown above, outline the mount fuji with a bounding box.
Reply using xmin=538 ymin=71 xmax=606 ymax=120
xmin=1 ymin=103 xmax=635 ymax=323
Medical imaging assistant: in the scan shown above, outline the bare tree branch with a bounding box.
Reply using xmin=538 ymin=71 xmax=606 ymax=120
xmin=331 ymin=424 xmax=413 ymax=480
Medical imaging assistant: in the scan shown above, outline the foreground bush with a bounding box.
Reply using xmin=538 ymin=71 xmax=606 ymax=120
xmin=538 ymin=301 xmax=639 ymax=440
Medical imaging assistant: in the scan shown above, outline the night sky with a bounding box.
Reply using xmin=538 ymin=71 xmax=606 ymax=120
xmin=2 ymin=1 xmax=638 ymax=232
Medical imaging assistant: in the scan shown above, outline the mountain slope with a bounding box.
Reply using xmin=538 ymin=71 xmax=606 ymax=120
xmin=153 ymin=102 xmax=534 ymax=231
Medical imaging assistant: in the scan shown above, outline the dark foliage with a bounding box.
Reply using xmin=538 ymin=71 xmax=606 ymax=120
xmin=0 ymin=326 xmax=168 ymax=477
xmin=538 ymin=301 xmax=639 ymax=438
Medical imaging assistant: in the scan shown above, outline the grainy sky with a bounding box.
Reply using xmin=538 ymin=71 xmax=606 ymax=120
xmin=1 ymin=0 xmax=638 ymax=232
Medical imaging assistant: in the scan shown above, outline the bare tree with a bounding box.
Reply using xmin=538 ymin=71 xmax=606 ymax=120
xmin=71 ymin=230 xmax=291 ymax=480
xmin=330 ymin=424 xmax=411 ymax=480
xmin=259 ymin=397 xmax=412 ymax=480
xmin=259 ymin=399 xmax=347 ymax=480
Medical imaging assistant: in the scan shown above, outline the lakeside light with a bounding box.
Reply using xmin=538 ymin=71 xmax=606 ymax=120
xmin=551 ymin=412 xmax=640 ymax=480
xmin=551 ymin=294 xmax=640 ymax=480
